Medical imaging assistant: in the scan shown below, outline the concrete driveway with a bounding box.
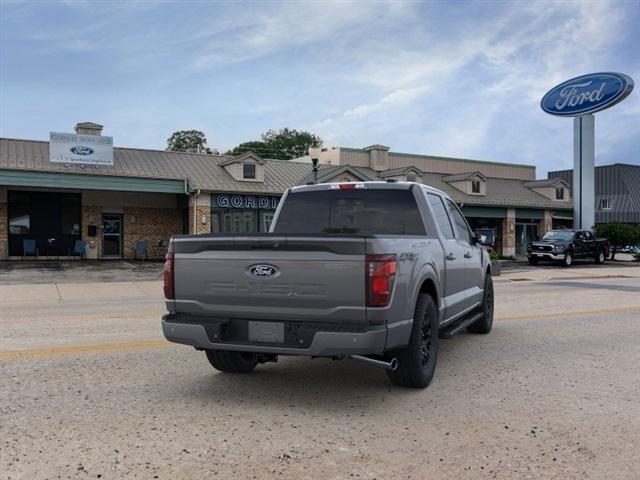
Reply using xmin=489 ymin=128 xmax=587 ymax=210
xmin=1 ymin=263 xmax=639 ymax=479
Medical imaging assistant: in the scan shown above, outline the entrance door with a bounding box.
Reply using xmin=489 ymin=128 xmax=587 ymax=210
xmin=102 ymin=214 xmax=123 ymax=259
xmin=516 ymin=223 xmax=539 ymax=257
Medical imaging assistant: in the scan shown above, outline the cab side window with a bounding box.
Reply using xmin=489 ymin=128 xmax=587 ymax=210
xmin=427 ymin=193 xmax=454 ymax=239
xmin=446 ymin=200 xmax=472 ymax=244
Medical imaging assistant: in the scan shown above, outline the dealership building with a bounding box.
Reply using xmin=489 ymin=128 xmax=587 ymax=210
xmin=1 ymin=122 xmax=573 ymax=261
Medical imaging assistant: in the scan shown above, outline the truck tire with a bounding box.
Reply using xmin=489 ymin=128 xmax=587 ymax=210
xmin=467 ymin=272 xmax=494 ymax=334
xmin=205 ymin=350 xmax=258 ymax=373
xmin=595 ymin=250 xmax=606 ymax=265
xmin=386 ymin=293 xmax=439 ymax=388
xmin=562 ymin=252 xmax=573 ymax=267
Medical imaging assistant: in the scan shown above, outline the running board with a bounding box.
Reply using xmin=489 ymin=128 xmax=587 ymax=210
xmin=439 ymin=311 xmax=484 ymax=339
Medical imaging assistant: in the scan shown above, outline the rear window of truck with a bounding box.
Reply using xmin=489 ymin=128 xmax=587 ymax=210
xmin=273 ymin=189 xmax=426 ymax=235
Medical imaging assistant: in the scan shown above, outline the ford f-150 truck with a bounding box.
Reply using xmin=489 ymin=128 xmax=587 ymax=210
xmin=527 ymin=230 xmax=608 ymax=267
xmin=162 ymin=182 xmax=494 ymax=388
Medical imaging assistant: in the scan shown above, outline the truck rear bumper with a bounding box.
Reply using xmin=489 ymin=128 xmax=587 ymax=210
xmin=162 ymin=314 xmax=390 ymax=357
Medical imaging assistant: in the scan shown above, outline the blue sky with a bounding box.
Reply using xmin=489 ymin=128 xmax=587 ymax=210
xmin=1 ymin=0 xmax=638 ymax=177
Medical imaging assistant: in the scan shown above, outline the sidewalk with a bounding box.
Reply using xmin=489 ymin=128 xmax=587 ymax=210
xmin=0 ymin=280 xmax=162 ymax=305
xmin=496 ymin=262 xmax=640 ymax=283
xmin=0 ymin=260 xmax=163 ymax=285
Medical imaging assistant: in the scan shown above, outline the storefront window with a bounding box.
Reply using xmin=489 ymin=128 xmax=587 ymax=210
xmin=211 ymin=194 xmax=280 ymax=234
xmin=7 ymin=191 xmax=81 ymax=257
xmin=8 ymin=192 xmax=30 ymax=234
xmin=61 ymin=194 xmax=81 ymax=235
xmin=212 ymin=208 xmax=277 ymax=233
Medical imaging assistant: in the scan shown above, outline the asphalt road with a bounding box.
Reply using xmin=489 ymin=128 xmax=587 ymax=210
xmin=1 ymin=268 xmax=639 ymax=479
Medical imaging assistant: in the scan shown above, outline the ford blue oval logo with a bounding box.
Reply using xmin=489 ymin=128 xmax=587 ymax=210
xmin=70 ymin=146 xmax=95 ymax=155
xmin=249 ymin=264 xmax=278 ymax=277
xmin=541 ymin=72 xmax=634 ymax=117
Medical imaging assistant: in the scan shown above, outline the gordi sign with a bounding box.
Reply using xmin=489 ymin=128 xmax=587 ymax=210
xmin=49 ymin=132 xmax=114 ymax=166
xmin=541 ymin=72 xmax=634 ymax=230
xmin=541 ymin=72 xmax=634 ymax=116
xmin=214 ymin=193 xmax=280 ymax=210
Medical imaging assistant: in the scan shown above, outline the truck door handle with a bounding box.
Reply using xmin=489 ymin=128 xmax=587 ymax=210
xmin=464 ymin=252 xmax=472 ymax=259
xmin=446 ymin=253 xmax=456 ymax=261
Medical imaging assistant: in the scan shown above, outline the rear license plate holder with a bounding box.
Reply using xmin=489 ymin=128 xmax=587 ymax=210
xmin=248 ymin=321 xmax=284 ymax=343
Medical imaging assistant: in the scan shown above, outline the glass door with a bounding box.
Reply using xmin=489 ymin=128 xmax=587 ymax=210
xmin=102 ymin=214 xmax=123 ymax=259
xmin=516 ymin=223 xmax=539 ymax=257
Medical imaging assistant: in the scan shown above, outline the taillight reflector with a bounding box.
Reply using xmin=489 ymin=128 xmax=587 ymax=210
xmin=163 ymin=252 xmax=175 ymax=300
xmin=366 ymin=254 xmax=397 ymax=307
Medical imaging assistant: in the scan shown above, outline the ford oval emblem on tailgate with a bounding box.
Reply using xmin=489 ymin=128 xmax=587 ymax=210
xmin=249 ymin=264 xmax=278 ymax=277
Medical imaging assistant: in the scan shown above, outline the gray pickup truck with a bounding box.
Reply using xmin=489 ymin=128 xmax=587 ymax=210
xmin=162 ymin=182 xmax=494 ymax=388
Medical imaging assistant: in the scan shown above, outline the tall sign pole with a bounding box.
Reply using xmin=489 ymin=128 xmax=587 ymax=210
xmin=573 ymin=114 xmax=595 ymax=230
xmin=541 ymin=72 xmax=633 ymax=230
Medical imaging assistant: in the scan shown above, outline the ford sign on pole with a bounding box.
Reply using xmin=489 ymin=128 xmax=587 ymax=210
xmin=49 ymin=132 xmax=114 ymax=166
xmin=541 ymin=72 xmax=634 ymax=116
xmin=541 ymin=72 xmax=634 ymax=230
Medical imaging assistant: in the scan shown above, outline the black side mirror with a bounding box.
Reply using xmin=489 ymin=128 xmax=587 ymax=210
xmin=474 ymin=231 xmax=492 ymax=246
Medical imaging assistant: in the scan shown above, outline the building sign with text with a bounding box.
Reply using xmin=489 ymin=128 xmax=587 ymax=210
xmin=213 ymin=193 xmax=280 ymax=210
xmin=49 ymin=132 xmax=114 ymax=166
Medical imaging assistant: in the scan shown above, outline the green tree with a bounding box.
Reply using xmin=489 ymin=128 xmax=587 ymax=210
xmin=166 ymin=130 xmax=216 ymax=154
xmin=594 ymin=222 xmax=640 ymax=260
xmin=226 ymin=128 xmax=322 ymax=160
xmin=225 ymin=141 xmax=268 ymax=157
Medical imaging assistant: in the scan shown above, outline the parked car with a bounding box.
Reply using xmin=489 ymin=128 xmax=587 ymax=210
xmin=162 ymin=182 xmax=494 ymax=388
xmin=618 ymin=245 xmax=640 ymax=254
xmin=527 ymin=230 xmax=608 ymax=267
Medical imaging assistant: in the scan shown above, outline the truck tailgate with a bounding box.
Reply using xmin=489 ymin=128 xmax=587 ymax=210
xmin=172 ymin=235 xmax=367 ymax=323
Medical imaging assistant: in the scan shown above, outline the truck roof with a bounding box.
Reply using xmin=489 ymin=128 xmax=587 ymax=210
xmin=289 ymin=180 xmax=451 ymax=199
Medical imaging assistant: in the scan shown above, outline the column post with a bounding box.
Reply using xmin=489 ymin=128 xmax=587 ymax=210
xmin=501 ymin=208 xmax=516 ymax=257
xmin=573 ymin=115 xmax=595 ymax=230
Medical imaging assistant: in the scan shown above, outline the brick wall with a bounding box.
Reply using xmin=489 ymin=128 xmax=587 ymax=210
xmin=0 ymin=188 xmax=7 ymax=260
xmin=539 ymin=210 xmax=553 ymax=236
xmin=501 ymin=208 xmax=516 ymax=257
xmin=81 ymin=205 xmax=103 ymax=259
xmin=123 ymin=206 xmax=183 ymax=260
xmin=188 ymin=193 xmax=211 ymax=235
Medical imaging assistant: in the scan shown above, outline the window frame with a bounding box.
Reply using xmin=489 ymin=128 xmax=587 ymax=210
xmin=242 ymin=163 xmax=256 ymax=179
xmin=446 ymin=199 xmax=473 ymax=244
xmin=600 ymin=199 xmax=612 ymax=210
xmin=555 ymin=187 xmax=564 ymax=200
xmin=426 ymin=193 xmax=455 ymax=240
xmin=471 ymin=180 xmax=481 ymax=194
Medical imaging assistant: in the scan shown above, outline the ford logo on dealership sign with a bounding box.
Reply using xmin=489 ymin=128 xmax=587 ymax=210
xmin=70 ymin=146 xmax=95 ymax=155
xmin=541 ymin=72 xmax=634 ymax=116
xmin=249 ymin=264 xmax=278 ymax=277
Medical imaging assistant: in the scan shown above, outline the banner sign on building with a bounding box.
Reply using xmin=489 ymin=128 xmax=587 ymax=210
xmin=49 ymin=132 xmax=114 ymax=166
xmin=214 ymin=193 xmax=280 ymax=210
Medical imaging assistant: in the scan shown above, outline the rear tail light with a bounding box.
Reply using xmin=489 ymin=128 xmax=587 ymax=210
xmin=366 ymin=254 xmax=397 ymax=307
xmin=329 ymin=183 xmax=367 ymax=190
xmin=163 ymin=252 xmax=175 ymax=300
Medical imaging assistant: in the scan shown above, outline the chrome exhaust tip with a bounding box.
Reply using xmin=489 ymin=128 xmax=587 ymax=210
xmin=350 ymin=355 xmax=398 ymax=371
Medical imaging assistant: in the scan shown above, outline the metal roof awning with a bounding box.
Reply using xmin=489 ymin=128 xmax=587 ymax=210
xmin=552 ymin=211 xmax=574 ymax=220
xmin=0 ymin=169 xmax=188 ymax=194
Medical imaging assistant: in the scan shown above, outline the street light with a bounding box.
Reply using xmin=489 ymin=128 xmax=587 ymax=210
xmin=308 ymin=140 xmax=322 ymax=183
